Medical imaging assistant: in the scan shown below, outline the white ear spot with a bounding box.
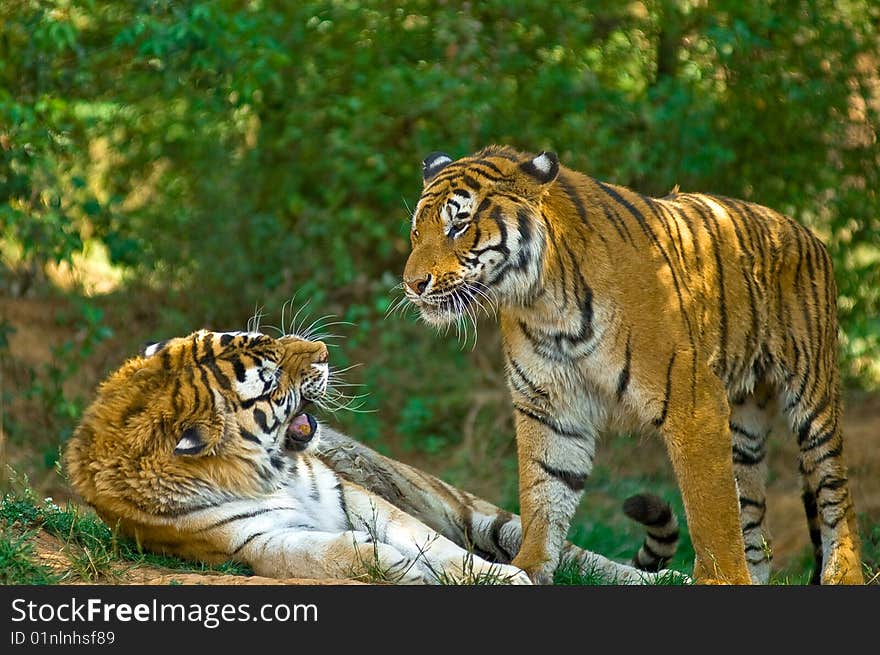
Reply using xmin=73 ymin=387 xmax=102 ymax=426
xmin=143 ymin=343 xmax=161 ymax=357
xmin=176 ymin=433 xmax=201 ymax=451
xmin=422 ymin=151 xmax=454 ymax=181
xmin=519 ymin=150 xmax=559 ymax=184
xmin=174 ymin=426 xmax=207 ymax=456
xmin=425 ymin=154 xmax=452 ymax=171
xmin=532 ymin=153 xmax=552 ymax=174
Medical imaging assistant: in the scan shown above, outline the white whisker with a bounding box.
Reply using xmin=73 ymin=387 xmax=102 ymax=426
xmin=288 ymin=298 xmax=313 ymax=337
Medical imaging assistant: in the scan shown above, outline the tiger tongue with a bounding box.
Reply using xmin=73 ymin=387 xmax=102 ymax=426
xmin=288 ymin=413 xmax=317 ymax=441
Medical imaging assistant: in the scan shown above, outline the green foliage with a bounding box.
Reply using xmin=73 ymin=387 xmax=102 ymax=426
xmin=0 ymin=526 xmax=59 ymax=585
xmin=553 ymin=557 xmax=691 ymax=585
xmin=1 ymin=0 xmax=877 ymax=379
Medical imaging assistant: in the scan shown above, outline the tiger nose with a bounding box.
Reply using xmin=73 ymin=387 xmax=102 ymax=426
xmin=312 ymin=342 xmax=328 ymax=363
xmin=406 ymin=274 xmax=431 ymax=296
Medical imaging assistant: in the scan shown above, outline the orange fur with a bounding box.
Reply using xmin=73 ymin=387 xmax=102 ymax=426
xmin=404 ymin=145 xmax=863 ymax=584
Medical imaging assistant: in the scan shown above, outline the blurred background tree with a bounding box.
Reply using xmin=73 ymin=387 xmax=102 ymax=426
xmin=2 ymin=0 xmax=878 ymax=577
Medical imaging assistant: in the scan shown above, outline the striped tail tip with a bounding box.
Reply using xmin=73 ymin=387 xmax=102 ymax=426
xmin=623 ymin=493 xmax=680 ymax=572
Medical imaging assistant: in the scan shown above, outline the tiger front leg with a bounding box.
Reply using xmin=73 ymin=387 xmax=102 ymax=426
xmin=659 ymin=368 xmax=752 ymax=584
xmin=237 ymin=529 xmax=428 ymax=584
xmin=509 ymin=408 xmax=596 ymax=584
xmin=341 ymin=480 xmax=531 ymax=585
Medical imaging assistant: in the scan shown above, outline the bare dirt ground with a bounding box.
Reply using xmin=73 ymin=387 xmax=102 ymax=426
xmin=2 ymin=292 xmax=878 ymax=580
xmin=27 ymin=531 xmax=362 ymax=585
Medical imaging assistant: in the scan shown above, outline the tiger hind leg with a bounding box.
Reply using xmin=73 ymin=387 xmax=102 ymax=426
xmin=729 ymin=385 xmax=774 ymax=584
xmin=782 ymin=377 xmax=863 ymax=584
xmin=800 ymin=486 xmax=823 ymax=584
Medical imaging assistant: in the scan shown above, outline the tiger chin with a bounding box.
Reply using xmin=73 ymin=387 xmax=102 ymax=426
xmin=403 ymin=146 xmax=864 ymax=585
xmin=64 ymin=329 xmax=684 ymax=585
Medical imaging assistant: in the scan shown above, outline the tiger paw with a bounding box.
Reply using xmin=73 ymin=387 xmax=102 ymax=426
xmin=510 ymin=557 xmax=555 ymax=585
xmin=437 ymin=559 xmax=532 ymax=585
xmin=821 ymin=538 xmax=865 ymax=585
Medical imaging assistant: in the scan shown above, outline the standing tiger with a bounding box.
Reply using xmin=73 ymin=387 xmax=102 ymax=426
xmin=64 ymin=328 xmax=682 ymax=585
xmin=402 ymin=145 xmax=863 ymax=585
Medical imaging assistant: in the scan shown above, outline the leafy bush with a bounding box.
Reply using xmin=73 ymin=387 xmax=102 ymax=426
xmin=1 ymin=1 xmax=878 ymax=467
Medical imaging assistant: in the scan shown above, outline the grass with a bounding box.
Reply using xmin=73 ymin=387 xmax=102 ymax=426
xmin=0 ymin=489 xmax=252 ymax=584
xmin=0 ymin=526 xmax=59 ymax=585
xmin=553 ymin=558 xmax=692 ymax=586
xmin=2 ymin=484 xmax=875 ymax=586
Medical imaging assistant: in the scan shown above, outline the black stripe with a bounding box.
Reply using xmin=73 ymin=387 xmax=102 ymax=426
xmin=336 ymin=481 xmax=348 ymax=527
xmin=508 ymin=357 xmax=548 ymax=399
xmin=792 ymin=227 xmax=816 ymax=356
xmin=814 ymin=475 xmax=848 ymax=495
xmin=474 ymin=158 xmax=509 ymax=174
xmin=688 ymin=197 xmax=729 ymax=378
xmin=616 ymin=332 xmax=632 ymax=400
xmin=232 ymin=357 xmax=247 ymax=383
xmin=514 ymin=207 xmax=534 ymax=270
xmin=514 ymin=404 xmax=589 ymax=440
xmin=640 ymin=541 xmax=665 ymax=563
xmin=191 ymin=333 xmax=202 ymax=365
xmin=490 ymin=514 xmax=514 ymax=562
xmin=204 ymin=358 xmax=233 ymax=391
xmin=557 ymin=173 xmax=597 ymax=236
xmin=536 ymin=460 xmax=588 ymax=492
xmin=652 ymin=352 xmax=677 ymax=427
xmin=544 ymin=218 xmax=570 ymax=310
xmin=732 ymin=443 xmax=765 ymax=466
xmin=253 ymin=407 xmax=272 ymax=434
xmin=729 ymin=421 xmax=765 ymax=441
xmin=803 ymin=440 xmax=843 ymax=472
xmin=455 ymin=181 xmax=475 ymax=196
xmin=668 ymin=197 xmax=703 ymax=272
xmin=796 ymin=395 xmax=831 ymax=445
xmin=739 ymin=497 xmax=765 ymax=510
xmin=725 ymin=208 xmax=761 ymax=379
xmin=599 ymin=183 xmax=696 ymax=351
xmin=645 ymin=197 xmax=686 ymax=270
xmin=741 ymin=518 xmax=764 ymax=533
xmin=199 ymin=507 xmax=290 ymax=532
xmin=800 ymin=415 xmax=838 ymax=453
xmin=240 ymin=428 xmax=262 ymax=445
xmin=647 ymin=531 xmax=679 ymax=544
xmin=600 ymin=200 xmax=632 ymax=243
xmin=232 ymin=531 xmax=265 ymax=554
xmin=198 ymin=363 xmax=216 ymax=413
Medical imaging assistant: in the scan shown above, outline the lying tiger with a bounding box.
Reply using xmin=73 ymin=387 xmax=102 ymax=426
xmin=64 ymin=328 xmax=683 ymax=584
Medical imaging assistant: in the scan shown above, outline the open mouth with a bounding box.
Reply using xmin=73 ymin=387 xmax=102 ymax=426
xmin=284 ymin=412 xmax=318 ymax=451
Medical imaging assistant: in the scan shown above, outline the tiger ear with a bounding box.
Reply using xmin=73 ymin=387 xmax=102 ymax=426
xmin=422 ymin=151 xmax=453 ymax=184
xmin=174 ymin=426 xmax=208 ymax=456
xmin=140 ymin=340 xmax=168 ymax=357
xmin=518 ymin=151 xmax=559 ymax=185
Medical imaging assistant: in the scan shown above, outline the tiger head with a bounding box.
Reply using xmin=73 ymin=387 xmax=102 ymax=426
xmin=403 ymin=145 xmax=559 ymax=326
xmin=64 ymin=330 xmax=329 ymax=524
